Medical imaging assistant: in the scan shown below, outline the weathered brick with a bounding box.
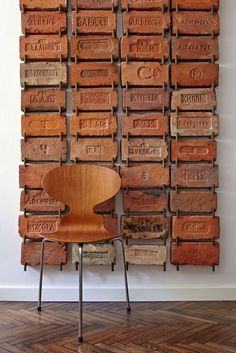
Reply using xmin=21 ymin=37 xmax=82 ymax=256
xmin=172 ymin=0 xmax=219 ymax=10
xmin=71 ymin=113 xmax=117 ymax=137
xmin=125 ymin=245 xmax=167 ymax=265
xmin=121 ymin=36 xmax=169 ymax=61
xmin=21 ymin=241 xmax=67 ymax=266
xmin=123 ymin=11 xmax=170 ymax=34
xmin=19 ymin=215 xmax=60 ymax=239
xmin=22 ymin=89 xmax=66 ymax=112
xmin=171 ymin=89 xmax=216 ymax=111
xmin=122 ymin=113 xmax=169 ymax=137
xmin=170 ymin=112 xmax=219 ymax=137
xmin=21 ymin=114 xmax=67 ymax=137
xmin=122 ymin=138 xmax=168 ymax=162
xmin=73 ymin=88 xmax=118 ymax=111
xmin=71 ymin=63 xmax=118 ymax=87
xmin=72 ymin=243 xmax=115 ymax=265
xmin=20 ymin=190 xmax=64 ymax=212
xmin=171 ymin=242 xmax=220 ymax=266
xmin=171 ymin=139 xmax=217 ymax=162
xmin=94 ymin=198 xmax=116 ymax=214
xmin=170 ymin=191 xmax=217 ymax=213
xmin=70 ymin=138 xmax=118 ymax=162
xmin=171 ymin=164 xmax=219 ymax=188
xmin=21 ymin=12 xmax=67 ymax=35
xmin=20 ymin=35 xmax=68 ymax=61
xmin=71 ymin=0 xmax=118 ymax=9
xmin=20 ymin=0 xmax=67 ymax=11
xmin=71 ymin=36 xmax=119 ymax=61
xmin=172 ymin=37 xmax=219 ymax=61
xmin=121 ymin=62 xmax=169 ymax=87
xmin=123 ymin=88 xmax=169 ymax=111
xmin=172 ymin=12 xmax=220 ymax=36
xmin=124 ymin=191 xmax=167 ymax=213
xmin=20 ymin=63 xmax=67 ymax=87
xmin=122 ymin=0 xmax=168 ymax=10
xmin=21 ymin=138 xmax=67 ymax=162
xmin=171 ymin=63 xmax=219 ymax=87
xmin=122 ymin=215 xmax=168 ymax=240
xmin=19 ymin=164 xmax=57 ymax=189
xmin=103 ymin=214 xmax=117 ymax=234
xmin=120 ymin=164 xmax=170 ymax=188
xmin=72 ymin=11 xmax=116 ymax=34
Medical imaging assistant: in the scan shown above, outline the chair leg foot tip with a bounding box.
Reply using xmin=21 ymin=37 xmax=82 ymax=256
xmin=79 ymin=337 xmax=83 ymax=343
xmin=37 ymin=307 xmax=41 ymax=312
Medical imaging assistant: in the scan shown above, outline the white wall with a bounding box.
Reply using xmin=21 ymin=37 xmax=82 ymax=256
xmin=1 ymin=0 xmax=236 ymax=302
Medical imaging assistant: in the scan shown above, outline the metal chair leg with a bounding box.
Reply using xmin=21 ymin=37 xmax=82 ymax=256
xmin=78 ymin=243 xmax=84 ymax=342
xmin=37 ymin=238 xmax=47 ymax=312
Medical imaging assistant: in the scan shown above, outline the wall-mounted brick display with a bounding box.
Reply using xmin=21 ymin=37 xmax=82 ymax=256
xmin=121 ymin=0 xmax=169 ymax=11
xmin=170 ymin=191 xmax=217 ymax=213
xmin=72 ymin=244 xmax=116 ymax=266
xmin=122 ymin=113 xmax=169 ymax=137
xmin=72 ymin=11 xmax=116 ymax=35
xmin=71 ymin=113 xmax=117 ymax=137
xmin=121 ymin=216 xmax=168 ymax=240
xmin=172 ymin=12 xmax=220 ymax=35
xmin=171 ymin=139 xmax=217 ymax=162
xmin=123 ymin=11 xmax=170 ymax=34
xmin=122 ymin=138 xmax=168 ymax=162
xmin=19 ymin=164 xmax=58 ymax=189
xmin=171 ymin=0 xmax=219 ymax=11
xmin=21 ymin=12 xmax=67 ymax=34
xmin=123 ymin=88 xmax=169 ymax=111
xmin=73 ymin=88 xmax=118 ymax=111
xmin=19 ymin=215 xmax=60 ymax=239
xmin=124 ymin=191 xmax=167 ymax=213
xmin=171 ymin=89 xmax=216 ymax=111
xmin=21 ymin=114 xmax=67 ymax=137
xmin=20 ymin=190 xmax=64 ymax=212
xmin=71 ymin=0 xmax=118 ymax=10
xmin=21 ymin=89 xmax=67 ymax=112
xmin=20 ymin=0 xmax=68 ymax=11
xmin=125 ymin=245 xmax=167 ymax=266
xmin=21 ymin=138 xmax=67 ymax=162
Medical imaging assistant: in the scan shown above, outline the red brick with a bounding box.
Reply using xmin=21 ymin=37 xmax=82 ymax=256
xmin=18 ymin=215 xmax=60 ymax=240
xmin=21 ymin=89 xmax=66 ymax=112
xmin=71 ymin=0 xmax=118 ymax=9
xmin=72 ymin=11 xmax=116 ymax=35
xmin=122 ymin=0 xmax=168 ymax=10
xmin=21 ymin=138 xmax=67 ymax=162
xmin=70 ymin=138 xmax=118 ymax=162
xmin=21 ymin=12 xmax=67 ymax=35
xmin=170 ymin=191 xmax=217 ymax=213
xmin=19 ymin=164 xmax=57 ymax=189
xmin=122 ymin=113 xmax=169 ymax=137
xmin=171 ymin=139 xmax=217 ymax=162
xmin=94 ymin=198 xmax=116 ymax=214
xmin=21 ymin=114 xmax=67 ymax=137
xmin=73 ymin=88 xmax=118 ymax=111
xmin=171 ymin=63 xmax=219 ymax=88
xmin=172 ymin=0 xmax=219 ymax=10
xmin=20 ymin=35 xmax=68 ymax=61
xmin=20 ymin=190 xmax=64 ymax=212
xmin=171 ymin=164 xmax=219 ymax=189
xmin=122 ymin=138 xmax=168 ymax=162
xmin=170 ymin=112 xmax=219 ymax=137
xmin=121 ymin=36 xmax=169 ymax=61
xmin=20 ymin=63 xmax=67 ymax=87
xmin=103 ymin=214 xmax=117 ymax=234
xmin=171 ymin=89 xmax=216 ymax=111
xmin=20 ymin=0 xmax=67 ymax=11
xmin=171 ymin=242 xmax=220 ymax=266
xmin=123 ymin=11 xmax=170 ymax=35
xmin=123 ymin=88 xmax=169 ymax=111
xmin=172 ymin=37 xmax=219 ymax=61
xmin=71 ymin=113 xmax=117 ymax=137
xmin=21 ymin=241 xmax=67 ymax=266
xmin=121 ymin=62 xmax=169 ymax=87
xmin=121 ymin=215 xmax=168 ymax=239
xmin=71 ymin=36 xmax=119 ymax=61
xmin=71 ymin=63 xmax=118 ymax=87
xmin=124 ymin=191 xmax=167 ymax=212
xmin=172 ymin=12 xmax=220 ymax=36
xmin=120 ymin=164 xmax=170 ymax=188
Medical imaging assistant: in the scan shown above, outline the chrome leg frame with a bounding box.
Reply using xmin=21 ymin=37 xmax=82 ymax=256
xmin=37 ymin=238 xmax=48 ymax=312
xmin=78 ymin=243 xmax=84 ymax=342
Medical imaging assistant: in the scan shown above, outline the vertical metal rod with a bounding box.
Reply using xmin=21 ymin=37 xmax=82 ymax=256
xmin=116 ymin=238 xmax=131 ymax=312
xmin=78 ymin=243 xmax=83 ymax=342
xmin=37 ymin=238 xmax=47 ymax=312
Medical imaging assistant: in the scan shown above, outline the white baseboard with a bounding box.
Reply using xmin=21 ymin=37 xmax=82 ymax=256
xmin=1 ymin=287 xmax=236 ymax=301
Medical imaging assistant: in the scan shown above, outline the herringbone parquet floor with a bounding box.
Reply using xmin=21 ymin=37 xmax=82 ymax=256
xmin=0 ymin=302 xmax=235 ymax=353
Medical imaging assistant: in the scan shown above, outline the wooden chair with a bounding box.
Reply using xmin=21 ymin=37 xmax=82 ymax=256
xmin=37 ymin=165 xmax=131 ymax=342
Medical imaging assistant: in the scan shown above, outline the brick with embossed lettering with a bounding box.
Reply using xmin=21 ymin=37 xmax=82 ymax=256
xmin=21 ymin=241 xmax=67 ymax=266
xmin=172 ymin=0 xmax=219 ymax=10
xmin=72 ymin=11 xmax=116 ymax=35
xmin=121 ymin=62 xmax=168 ymax=87
xmin=125 ymin=245 xmax=167 ymax=265
xmin=122 ymin=113 xmax=169 ymax=137
xmin=21 ymin=138 xmax=67 ymax=162
xmin=72 ymin=243 xmax=115 ymax=265
xmin=123 ymin=88 xmax=169 ymax=111
xmin=122 ymin=0 xmax=168 ymax=10
xmin=122 ymin=138 xmax=168 ymax=162
xmin=21 ymin=12 xmax=67 ymax=35
xmin=71 ymin=113 xmax=117 ymax=137
xmin=123 ymin=11 xmax=170 ymax=35
xmin=171 ymin=140 xmax=217 ymax=162
xmin=171 ymin=164 xmax=219 ymax=188
xmin=71 ymin=0 xmax=118 ymax=9
xmin=21 ymin=89 xmax=66 ymax=112
xmin=124 ymin=191 xmax=167 ymax=212
xmin=172 ymin=12 xmax=220 ymax=36
xmin=19 ymin=164 xmax=57 ymax=189
xmin=170 ymin=191 xmax=217 ymax=213
xmin=71 ymin=63 xmax=118 ymax=87
xmin=21 ymin=114 xmax=67 ymax=137
xmin=18 ymin=215 xmax=60 ymax=239
xmin=73 ymin=88 xmax=118 ymax=111
xmin=20 ymin=36 xmax=68 ymax=61
xmin=171 ymin=112 xmax=219 ymax=137
xmin=20 ymin=63 xmax=67 ymax=87
xmin=120 ymin=164 xmax=170 ymax=188
xmin=171 ymin=242 xmax=220 ymax=266
xmin=70 ymin=138 xmax=118 ymax=162
xmin=171 ymin=89 xmax=216 ymax=111
xmin=20 ymin=190 xmax=64 ymax=212
xmin=20 ymin=0 xmax=67 ymax=11
xmin=171 ymin=63 xmax=219 ymax=88
xmin=71 ymin=36 xmax=119 ymax=61
xmin=121 ymin=36 xmax=169 ymax=61
xmin=172 ymin=37 xmax=219 ymax=62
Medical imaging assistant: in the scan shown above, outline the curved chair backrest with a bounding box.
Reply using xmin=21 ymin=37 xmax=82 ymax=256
xmin=42 ymin=165 xmax=121 ymax=243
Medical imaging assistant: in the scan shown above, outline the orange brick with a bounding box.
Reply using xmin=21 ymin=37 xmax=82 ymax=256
xmin=71 ymin=63 xmax=118 ymax=87
xmin=122 ymin=113 xmax=169 ymax=137
xmin=71 ymin=113 xmax=117 ymax=137
xmin=123 ymin=11 xmax=170 ymax=34
xmin=72 ymin=11 xmax=116 ymax=35
xmin=73 ymin=88 xmax=118 ymax=111
xmin=171 ymin=139 xmax=217 ymax=162
xmin=21 ymin=114 xmax=67 ymax=137
xmin=21 ymin=12 xmax=67 ymax=35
